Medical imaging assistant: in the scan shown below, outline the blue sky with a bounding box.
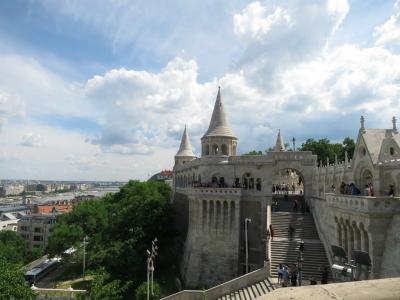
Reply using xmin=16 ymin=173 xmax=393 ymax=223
xmin=0 ymin=0 xmax=399 ymax=180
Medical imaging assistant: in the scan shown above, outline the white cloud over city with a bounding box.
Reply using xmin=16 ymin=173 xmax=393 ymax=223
xmin=0 ymin=0 xmax=399 ymax=180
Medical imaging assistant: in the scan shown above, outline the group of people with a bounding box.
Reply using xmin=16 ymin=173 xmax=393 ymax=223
xmin=272 ymin=183 xmax=298 ymax=194
xmin=339 ymin=182 xmax=364 ymax=195
xmin=277 ymin=263 xmax=299 ymax=287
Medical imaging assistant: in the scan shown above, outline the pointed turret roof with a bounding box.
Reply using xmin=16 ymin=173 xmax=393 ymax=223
xmin=202 ymin=87 xmax=236 ymax=139
xmin=176 ymin=125 xmax=195 ymax=157
xmin=275 ymin=129 xmax=285 ymax=151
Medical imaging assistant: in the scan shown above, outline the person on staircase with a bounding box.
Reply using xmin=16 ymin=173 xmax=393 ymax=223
xmin=277 ymin=264 xmax=283 ymax=285
xmin=288 ymin=224 xmax=295 ymax=240
xmin=290 ymin=264 xmax=298 ymax=286
xmin=299 ymin=240 xmax=304 ymax=253
xmin=269 ymin=224 xmax=274 ymax=241
xmin=320 ymin=266 xmax=329 ymax=284
xmin=293 ymin=198 xmax=298 ymax=212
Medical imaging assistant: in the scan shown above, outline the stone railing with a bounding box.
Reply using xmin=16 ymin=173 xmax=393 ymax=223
xmin=161 ymin=266 xmax=268 ymax=300
xmin=325 ymin=193 xmax=400 ymax=214
xmin=190 ymin=187 xmax=242 ymax=195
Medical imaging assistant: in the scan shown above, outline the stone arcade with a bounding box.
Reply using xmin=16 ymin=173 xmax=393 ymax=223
xmin=172 ymin=88 xmax=400 ymax=288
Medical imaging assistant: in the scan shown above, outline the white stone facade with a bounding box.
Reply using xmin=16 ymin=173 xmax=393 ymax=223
xmin=173 ymin=90 xmax=400 ymax=288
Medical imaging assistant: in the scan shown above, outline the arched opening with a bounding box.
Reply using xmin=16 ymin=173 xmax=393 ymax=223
xmin=353 ymin=221 xmax=361 ymax=250
xmin=232 ymin=144 xmax=237 ymax=156
xmin=243 ymin=177 xmax=248 ymax=189
xmin=383 ymin=173 xmax=395 ymax=196
xmin=209 ymin=200 xmax=214 ymax=230
xmin=361 ymin=169 xmax=373 ymax=193
xmin=256 ymin=178 xmax=262 ymax=191
xmin=216 ymin=201 xmax=221 ymax=232
xmin=204 ymin=144 xmax=210 ymax=156
xmin=272 ymin=168 xmax=304 ymax=195
xmin=212 ymin=144 xmax=219 ymax=155
xmin=390 ymin=147 xmax=395 ymax=156
xmin=202 ymin=200 xmax=207 ymax=229
xmin=211 ymin=176 xmax=218 ymax=187
xmin=249 ymin=178 xmax=254 ymax=190
xmin=223 ymin=201 xmax=228 ymax=232
xmin=230 ymin=202 xmax=235 ymax=228
xmin=221 ymin=144 xmax=228 ymax=155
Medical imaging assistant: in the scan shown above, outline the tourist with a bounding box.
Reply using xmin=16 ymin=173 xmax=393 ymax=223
xmin=364 ymin=184 xmax=370 ymax=196
xmin=320 ymin=266 xmax=329 ymax=284
xmin=331 ymin=184 xmax=335 ymax=193
xmin=290 ymin=264 xmax=298 ymax=286
xmin=288 ymin=224 xmax=295 ymax=239
xmin=388 ymin=184 xmax=394 ymax=196
xmin=369 ymin=183 xmax=374 ymax=196
xmin=269 ymin=224 xmax=275 ymax=241
xmin=282 ymin=265 xmax=290 ymax=287
xmin=299 ymin=240 xmax=304 ymax=253
xmin=277 ymin=263 xmax=283 ymax=284
xmin=310 ymin=277 xmax=317 ymax=285
xmin=340 ymin=181 xmax=345 ymax=194
xmin=293 ymin=198 xmax=298 ymax=212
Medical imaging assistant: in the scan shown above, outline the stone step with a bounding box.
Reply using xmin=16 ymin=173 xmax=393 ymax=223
xmin=217 ymin=278 xmax=277 ymax=300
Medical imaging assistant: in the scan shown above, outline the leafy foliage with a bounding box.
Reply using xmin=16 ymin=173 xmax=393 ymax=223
xmin=0 ymin=258 xmax=36 ymax=300
xmin=84 ymin=268 xmax=131 ymax=300
xmin=242 ymin=150 xmax=263 ymax=156
xmin=299 ymin=137 xmax=355 ymax=165
xmin=48 ymin=180 xmax=176 ymax=297
xmin=135 ymin=281 xmax=160 ymax=300
xmin=0 ymin=230 xmax=29 ymax=264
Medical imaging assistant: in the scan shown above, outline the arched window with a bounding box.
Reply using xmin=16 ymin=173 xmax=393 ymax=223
xmin=390 ymin=147 xmax=395 ymax=155
xmin=213 ymin=144 xmax=219 ymax=155
xmin=205 ymin=144 xmax=210 ymax=156
xmin=232 ymin=144 xmax=237 ymax=156
xmin=249 ymin=178 xmax=254 ymax=190
xmin=219 ymin=177 xmax=225 ymax=187
xmin=221 ymin=144 xmax=228 ymax=155
xmin=256 ymin=178 xmax=262 ymax=191
xmin=243 ymin=178 xmax=248 ymax=189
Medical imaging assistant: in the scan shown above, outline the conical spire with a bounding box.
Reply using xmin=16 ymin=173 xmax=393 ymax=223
xmin=202 ymin=87 xmax=236 ymax=138
xmin=176 ymin=125 xmax=195 ymax=157
xmin=275 ymin=129 xmax=285 ymax=151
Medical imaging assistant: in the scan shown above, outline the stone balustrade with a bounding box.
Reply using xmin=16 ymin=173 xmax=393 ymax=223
xmin=161 ymin=266 xmax=268 ymax=300
xmin=325 ymin=193 xmax=400 ymax=214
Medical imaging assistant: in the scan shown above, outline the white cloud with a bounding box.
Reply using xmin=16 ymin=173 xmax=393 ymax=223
xmin=20 ymin=133 xmax=42 ymax=147
xmin=0 ymin=93 xmax=25 ymax=130
xmin=233 ymin=3 xmax=291 ymax=40
xmin=374 ymin=1 xmax=400 ymax=47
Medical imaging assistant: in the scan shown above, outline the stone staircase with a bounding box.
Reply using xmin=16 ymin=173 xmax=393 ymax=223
xmin=217 ymin=278 xmax=277 ymax=300
xmin=270 ymin=197 xmax=332 ymax=284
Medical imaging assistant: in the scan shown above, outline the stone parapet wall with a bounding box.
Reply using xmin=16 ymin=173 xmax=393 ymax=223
xmin=310 ymin=194 xmax=399 ymax=278
xmin=161 ymin=266 xmax=268 ymax=300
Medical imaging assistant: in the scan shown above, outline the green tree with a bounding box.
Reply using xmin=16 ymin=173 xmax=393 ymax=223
xmin=86 ymin=269 xmax=131 ymax=300
xmin=299 ymin=137 xmax=355 ymax=165
xmin=135 ymin=281 xmax=160 ymax=300
xmin=242 ymin=150 xmax=263 ymax=156
xmin=0 ymin=258 xmax=36 ymax=300
xmin=48 ymin=181 xmax=176 ymax=297
xmin=0 ymin=230 xmax=28 ymax=264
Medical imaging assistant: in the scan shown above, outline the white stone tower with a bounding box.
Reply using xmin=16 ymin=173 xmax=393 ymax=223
xmin=201 ymin=87 xmax=238 ymax=156
xmin=274 ymin=129 xmax=285 ymax=151
xmin=175 ymin=125 xmax=196 ymax=166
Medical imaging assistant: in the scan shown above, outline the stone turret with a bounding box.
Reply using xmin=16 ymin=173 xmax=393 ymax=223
xmin=175 ymin=125 xmax=196 ymax=166
xmin=201 ymin=87 xmax=238 ymax=156
xmin=274 ymin=129 xmax=285 ymax=152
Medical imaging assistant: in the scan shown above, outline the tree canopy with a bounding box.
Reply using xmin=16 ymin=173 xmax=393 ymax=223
xmin=48 ymin=180 xmax=177 ymax=297
xmin=298 ymin=137 xmax=355 ymax=165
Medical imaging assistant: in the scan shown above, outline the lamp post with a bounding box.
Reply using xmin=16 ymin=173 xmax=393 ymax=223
xmin=266 ymin=229 xmax=271 ymax=261
xmin=82 ymin=236 xmax=88 ymax=278
xmin=292 ymin=137 xmax=296 ymax=151
xmin=146 ymin=237 xmax=158 ymax=300
xmin=245 ymin=218 xmax=251 ymax=273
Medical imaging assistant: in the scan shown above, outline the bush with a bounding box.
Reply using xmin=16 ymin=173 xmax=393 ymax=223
xmin=135 ymin=281 xmax=160 ymax=300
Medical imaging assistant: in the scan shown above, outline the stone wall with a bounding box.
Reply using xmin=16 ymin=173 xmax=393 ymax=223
xmin=180 ymin=188 xmax=241 ymax=288
xmin=310 ymin=193 xmax=400 ymax=278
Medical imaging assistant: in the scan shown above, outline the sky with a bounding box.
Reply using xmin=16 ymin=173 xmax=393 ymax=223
xmin=0 ymin=0 xmax=400 ymax=181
